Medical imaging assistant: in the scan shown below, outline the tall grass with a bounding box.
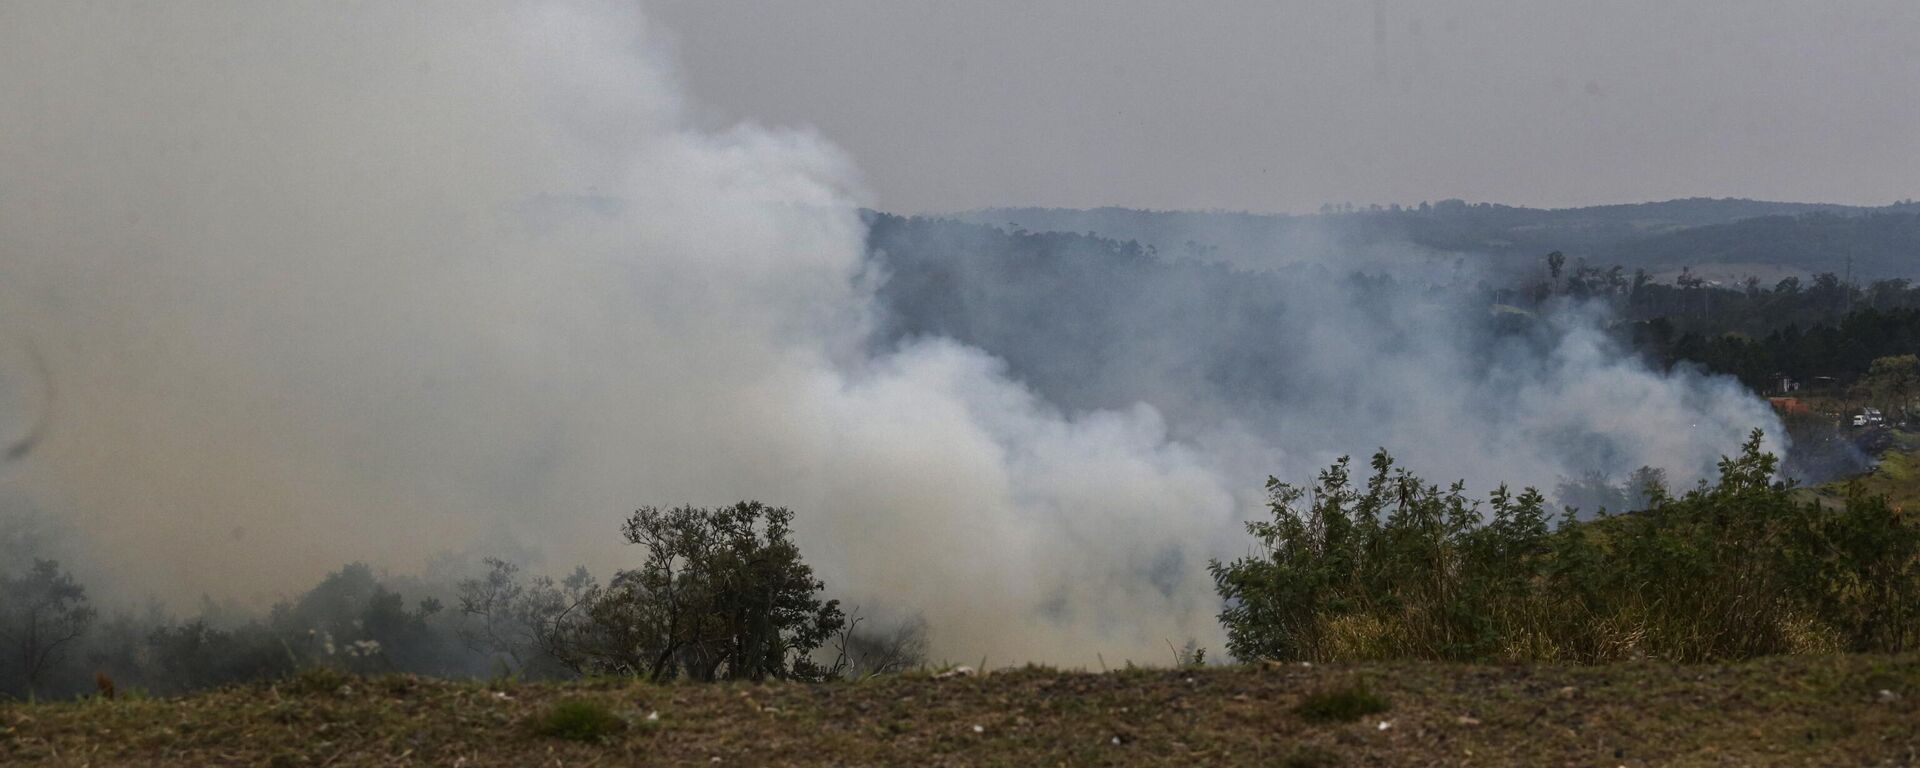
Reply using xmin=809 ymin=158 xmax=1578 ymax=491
xmin=1211 ymin=431 xmax=1920 ymax=663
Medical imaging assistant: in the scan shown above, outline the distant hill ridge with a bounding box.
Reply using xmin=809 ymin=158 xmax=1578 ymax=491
xmin=940 ymin=198 xmax=1920 ymax=280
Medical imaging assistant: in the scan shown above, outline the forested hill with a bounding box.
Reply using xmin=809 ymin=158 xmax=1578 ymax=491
xmin=946 ymin=199 xmax=1920 ymax=279
xmin=1609 ymin=211 xmax=1920 ymax=279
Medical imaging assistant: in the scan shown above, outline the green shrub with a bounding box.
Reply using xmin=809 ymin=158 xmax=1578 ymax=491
xmin=1212 ymin=430 xmax=1920 ymax=664
xmin=1293 ymin=683 xmax=1389 ymax=723
xmin=531 ymin=698 xmax=626 ymax=742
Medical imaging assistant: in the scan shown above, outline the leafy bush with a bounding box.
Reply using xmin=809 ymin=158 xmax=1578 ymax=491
xmin=1293 ymin=683 xmax=1389 ymax=723
xmin=1212 ymin=430 xmax=1920 ymax=663
xmin=530 ymin=698 xmax=625 ymax=742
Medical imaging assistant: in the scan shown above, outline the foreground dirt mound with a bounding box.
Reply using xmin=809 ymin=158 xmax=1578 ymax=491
xmin=4 ymin=654 xmax=1915 ymax=766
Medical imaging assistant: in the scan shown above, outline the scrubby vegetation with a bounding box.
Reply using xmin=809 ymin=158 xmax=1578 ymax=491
xmin=11 ymin=430 xmax=1919 ymax=704
xmin=0 ymin=503 xmax=925 ymax=701
xmin=1212 ymin=431 xmax=1920 ymax=664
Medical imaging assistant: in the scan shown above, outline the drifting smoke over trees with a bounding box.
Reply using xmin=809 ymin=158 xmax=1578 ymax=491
xmin=1 ymin=503 xmax=923 ymax=699
xmin=9 ymin=427 xmax=1915 ymax=700
xmin=0 ymin=560 xmax=95 ymax=696
xmin=866 ymin=213 xmax=1781 ymax=506
xmin=0 ymin=556 xmax=460 ymax=699
xmin=1634 ymin=307 xmax=1920 ymax=396
xmin=952 ymin=203 xmax=1920 ymax=282
xmin=0 ymin=2 xmax=1795 ymax=671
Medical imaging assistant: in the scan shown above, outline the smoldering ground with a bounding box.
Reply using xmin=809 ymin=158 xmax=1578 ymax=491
xmin=0 ymin=1 xmax=1778 ymax=666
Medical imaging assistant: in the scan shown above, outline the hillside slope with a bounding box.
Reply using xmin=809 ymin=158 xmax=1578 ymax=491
xmin=5 ymin=654 xmax=1914 ymax=766
xmin=947 ymin=200 xmax=1920 ymax=279
xmin=1609 ymin=211 xmax=1920 ymax=281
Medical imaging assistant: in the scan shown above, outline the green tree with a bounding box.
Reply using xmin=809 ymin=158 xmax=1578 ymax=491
xmin=1859 ymin=354 xmax=1919 ymax=419
xmin=585 ymin=502 xmax=845 ymax=682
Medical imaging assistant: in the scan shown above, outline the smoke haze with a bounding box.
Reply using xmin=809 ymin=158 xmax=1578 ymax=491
xmin=0 ymin=2 xmax=1779 ymax=664
xmin=648 ymin=0 xmax=1920 ymax=214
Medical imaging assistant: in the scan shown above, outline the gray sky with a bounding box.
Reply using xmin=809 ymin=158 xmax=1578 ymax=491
xmin=648 ymin=0 xmax=1920 ymax=214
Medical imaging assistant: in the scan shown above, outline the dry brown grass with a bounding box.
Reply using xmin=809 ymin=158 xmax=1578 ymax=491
xmin=2 ymin=654 xmax=1915 ymax=766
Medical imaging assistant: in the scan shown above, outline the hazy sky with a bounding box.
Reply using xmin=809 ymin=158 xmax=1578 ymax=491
xmin=648 ymin=0 xmax=1920 ymax=214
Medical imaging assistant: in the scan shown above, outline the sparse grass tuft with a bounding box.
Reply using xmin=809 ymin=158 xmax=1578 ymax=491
xmin=530 ymin=697 xmax=625 ymax=742
xmin=1293 ymin=682 xmax=1389 ymax=723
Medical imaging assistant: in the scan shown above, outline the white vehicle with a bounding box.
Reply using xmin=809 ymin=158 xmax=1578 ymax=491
xmin=1853 ymin=415 xmax=1869 ymax=427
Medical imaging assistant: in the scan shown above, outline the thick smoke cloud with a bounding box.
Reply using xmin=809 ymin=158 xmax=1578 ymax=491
xmin=865 ymin=216 xmax=1783 ymax=505
xmin=0 ymin=2 xmax=1778 ymax=665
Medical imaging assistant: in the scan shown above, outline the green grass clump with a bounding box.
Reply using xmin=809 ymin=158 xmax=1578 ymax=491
xmin=531 ymin=698 xmax=626 ymax=742
xmin=1293 ymin=683 xmax=1389 ymax=724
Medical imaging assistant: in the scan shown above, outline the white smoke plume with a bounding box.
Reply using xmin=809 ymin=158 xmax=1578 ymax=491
xmin=0 ymin=2 xmax=1778 ymax=664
